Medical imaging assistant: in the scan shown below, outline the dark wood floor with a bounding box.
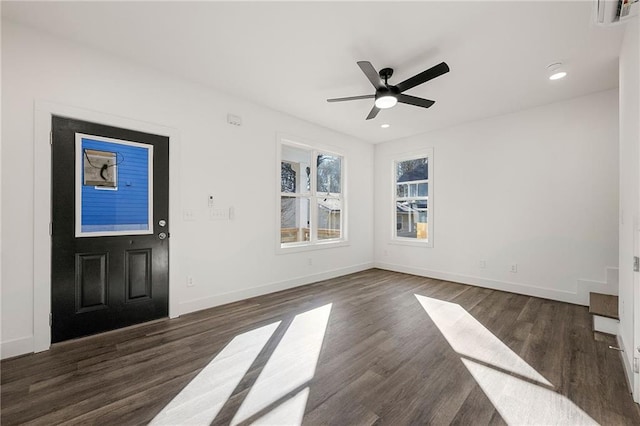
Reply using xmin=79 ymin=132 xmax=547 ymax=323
xmin=2 ymin=269 xmax=639 ymax=425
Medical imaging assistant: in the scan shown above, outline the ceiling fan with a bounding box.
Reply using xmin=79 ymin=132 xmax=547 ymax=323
xmin=327 ymin=61 xmax=450 ymax=120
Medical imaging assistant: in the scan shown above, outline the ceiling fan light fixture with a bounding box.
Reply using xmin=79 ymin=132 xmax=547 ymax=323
xmin=375 ymin=95 xmax=398 ymax=109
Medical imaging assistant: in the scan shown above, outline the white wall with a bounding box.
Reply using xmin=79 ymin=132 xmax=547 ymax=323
xmin=0 ymin=21 xmax=374 ymax=358
xmin=0 ymin=18 xmax=626 ymax=361
xmin=618 ymin=18 xmax=640 ymax=400
xmin=375 ymin=90 xmax=619 ymax=305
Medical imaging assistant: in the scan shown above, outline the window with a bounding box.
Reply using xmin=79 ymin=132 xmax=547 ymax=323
xmin=393 ymin=151 xmax=433 ymax=246
xmin=279 ymin=137 xmax=345 ymax=250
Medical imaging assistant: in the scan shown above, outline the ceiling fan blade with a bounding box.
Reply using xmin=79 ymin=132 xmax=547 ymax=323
xmin=327 ymin=94 xmax=375 ymax=103
xmin=357 ymin=61 xmax=384 ymax=90
xmin=396 ymin=62 xmax=450 ymax=93
xmin=397 ymin=94 xmax=435 ymax=109
xmin=366 ymin=105 xmax=380 ymax=120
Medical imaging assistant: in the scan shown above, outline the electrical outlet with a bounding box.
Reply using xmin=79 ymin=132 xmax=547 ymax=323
xmin=307 ymin=258 xmax=313 ymax=266
xmin=634 ymin=357 xmax=639 ymax=374
xmin=209 ymin=208 xmax=229 ymax=220
xmin=187 ymin=276 xmax=194 ymax=287
xmin=183 ymin=209 xmax=196 ymax=221
xmin=479 ymin=260 xmax=486 ymax=269
xmin=510 ymin=264 xmax=518 ymax=273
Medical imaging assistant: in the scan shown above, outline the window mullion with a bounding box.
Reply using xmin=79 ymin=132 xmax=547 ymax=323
xmin=310 ymin=195 xmax=318 ymax=244
xmin=310 ymin=150 xmax=318 ymax=243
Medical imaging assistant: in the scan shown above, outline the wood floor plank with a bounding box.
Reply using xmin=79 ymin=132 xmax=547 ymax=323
xmin=450 ymin=384 xmax=505 ymax=426
xmin=2 ymin=269 xmax=639 ymax=425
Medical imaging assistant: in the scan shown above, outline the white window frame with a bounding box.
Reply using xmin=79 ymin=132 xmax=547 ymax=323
xmin=276 ymin=134 xmax=348 ymax=253
xmin=75 ymin=133 xmax=154 ymax=237
xmin=391 ymin=149 xmax=434 ymax=248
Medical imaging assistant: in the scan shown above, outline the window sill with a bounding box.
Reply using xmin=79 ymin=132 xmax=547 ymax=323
xmin=389 ymin=239 xmax=433 ymax=248
xmin=277 ymin=239 xmax=349 ymax=254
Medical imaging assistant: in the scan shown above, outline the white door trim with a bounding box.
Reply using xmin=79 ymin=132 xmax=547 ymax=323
xmin=33 ymin=100 xmax=181 ymax=353
xmin=635 ymin=232 xmax=640 ymax=403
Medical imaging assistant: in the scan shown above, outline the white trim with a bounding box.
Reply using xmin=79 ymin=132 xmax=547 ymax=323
xmin=593 ymin=315 xmax=620 ymax=335
xmin=75 ymin=133 xmax=154 ymax=238
xmin=576 ymin=266 xmax=619 ymax=305
xmin=276 ymin=133 xmax=348 ymax=254
xmin=278 ymin=239 xmax=351 ymax=254
xmin=33 ymin=100 xmax=181 ymax=355
xmin=375 ymin=261 xmax=583 ymax=305
xmin=388 ymin=239 xmax=433 ymax=248
xmin=0 ymin=336 xmax=34 ymax=360
xmin=391 ymin=148 xmax=434 ymax=248
xmin=178 ymin=262 xmax=374 ymax=315
xmin=617 ymin=333 xmax=636 ymax=398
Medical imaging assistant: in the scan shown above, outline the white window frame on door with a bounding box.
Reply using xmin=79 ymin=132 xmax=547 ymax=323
xmin=276 ymin=133 xmax=348 ymax=254
xmin=391 ymin=149 xmax=434 ymax=248
xmin=75 ymin=133 xmax=154 ymax=237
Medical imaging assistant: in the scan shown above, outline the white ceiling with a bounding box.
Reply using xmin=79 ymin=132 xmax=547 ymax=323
xmin=2 ymin=1 xmax=625 ymax=144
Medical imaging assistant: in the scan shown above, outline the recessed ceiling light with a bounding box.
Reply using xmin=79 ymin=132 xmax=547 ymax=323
xmin=381 ymin=124 xmax=390 ymax=128
xmin=547 ymin=62 xmax=567 ymax=80
xmin=549 ymin=71 xmax=567 ymax=80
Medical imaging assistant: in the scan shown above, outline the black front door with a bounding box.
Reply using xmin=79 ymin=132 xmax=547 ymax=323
xmin=51 ymin=116 xmax=169 ymax=343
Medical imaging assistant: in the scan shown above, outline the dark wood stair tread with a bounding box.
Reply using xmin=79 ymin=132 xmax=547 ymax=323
xmin=589 ymin=292 xmax=619 ymax=320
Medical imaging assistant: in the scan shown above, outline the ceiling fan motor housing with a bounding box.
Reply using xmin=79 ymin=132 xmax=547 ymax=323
xmin=375 ymin=85 xmax=400 ymax=99
xmin=377 ymin=68 xmax=399 ymax=106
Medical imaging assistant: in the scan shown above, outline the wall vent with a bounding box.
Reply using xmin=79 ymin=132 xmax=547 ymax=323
xmin=595 ymin=0 xmax=638 ymax=26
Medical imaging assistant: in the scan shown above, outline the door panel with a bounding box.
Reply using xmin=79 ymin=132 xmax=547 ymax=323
xmin=75 ymin=253 xmax=109 ymax=312
xmin=51 ymin=116 xmax=169 ymax=343
xmin=125 ymin=249 xmax=152 ymax=301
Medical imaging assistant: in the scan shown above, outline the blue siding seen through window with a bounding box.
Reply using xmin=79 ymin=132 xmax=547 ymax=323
xmin=81 ymin=138 xmax=150 ymax=233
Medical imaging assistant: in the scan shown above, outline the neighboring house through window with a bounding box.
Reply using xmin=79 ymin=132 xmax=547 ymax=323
xmin=393 ymin=150 xmax=433 ymax=247
xmin=278 ymin=135 xmax=346 ymax=251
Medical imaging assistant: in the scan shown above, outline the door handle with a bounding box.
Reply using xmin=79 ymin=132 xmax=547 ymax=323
xmin=158 ymin=232 xmax=167 ymax=240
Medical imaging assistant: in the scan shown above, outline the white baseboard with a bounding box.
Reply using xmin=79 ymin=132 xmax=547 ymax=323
xmin=0 ymin=336 xmax=34 ymax=360
xmin=375 ymin=261 xmax=581 ymax=304
xmin=178 ymin=262 xmax=375 ymax=315
xmin=576 ymin=266 xmax=619 ymax=305
xmin=0 ymin=263 xmax=374 ymax=359
xmin=617 ymin=334 xmax=635 ymax=399
xmin=593 ymin=315 xmax=619 ymax=335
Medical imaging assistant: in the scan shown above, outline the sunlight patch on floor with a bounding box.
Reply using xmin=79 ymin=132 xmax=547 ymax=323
xmin=231 ymin=303 xmax=332 ymax=425
xmin=415 ymin=294 xmax=550 ymax=386
xmin=462 ymin=358 xmax=597 ymax=425
xmin=150 ymin=321 xmax=281 ymax=425
xmin=251 ymin=387 xmax=310 ymax=426
xmin=415 ymin=294 xmax=597 ymax=425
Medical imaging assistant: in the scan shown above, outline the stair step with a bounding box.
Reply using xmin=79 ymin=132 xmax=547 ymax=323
xmin=589 ymin=292 xmax=619 ymax=320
